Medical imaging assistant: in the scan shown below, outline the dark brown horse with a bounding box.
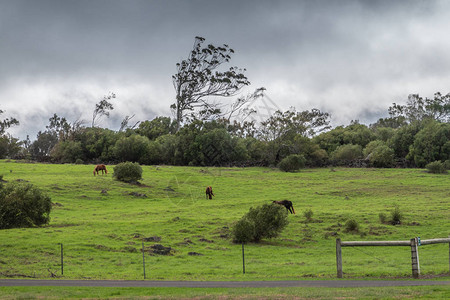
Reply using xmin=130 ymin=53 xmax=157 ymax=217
xmin=93 ymin=164 xmax=108 ymax=176
xmin=205 ymin=186 xmax=214 ymax=199
xmin=273 ymin=200 xmax=295 ymax=214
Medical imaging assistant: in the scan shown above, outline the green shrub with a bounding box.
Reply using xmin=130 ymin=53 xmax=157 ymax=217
xmin=75 ymin=158 xmax=84 ymax=165
xmin=231 ymin=218 xmax=255 ymax=244
xmin=113 ymin=162 xmax=143 ymax=183
xmin=278 ymin=154 xmax=306 ymax=172
xmin=50 ymin=140 xmax=83 ymax=163
xmin=232 ymin=203 xmax=289 ymax=243
xmin=363 ymin=140 xmax=385 ymax=158
xmin=331 ymin=144 xmax=363 ymax=161
xmin=379 ymin=213 xmax=387 ymax=224
xmin=390 ymin=205 xmax=402 ymax=225
xmin=303 ymin=209 xmax=313 ymax=222
xmin=444 ymin=160 xmax=450 ymax=170
xmin=0 ymin=182 xmax=52 ymax=229
xmin=425 ymin=161 xmax=448 ymax=174
xmin=113 ymin=134 xmax=151 ymax=164
xmin=364 ymin=140 xmax=395 ymax=167
xmin=344 ymin=219 xmax=359 ymax=233
xmin=369 ymin=145 xmax=395 ymax=168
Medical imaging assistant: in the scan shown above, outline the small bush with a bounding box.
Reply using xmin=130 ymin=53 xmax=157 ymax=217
xmin=303 ymin=209 xmax=313 ymax=222
xmin=113 ymin=162 xmax=143 ymax=183
xmin=0 ymin=182 xmax=52 ymax=229
xmin=379 ymin=213 xmax=387 ymax=224
xmin=390 ymin=205 xmax=402 ymax=225
xmin=425 ymin=161 xmax=448 ymax=174
xmin=232 ymin=203 xmax=289 ymax=243
xmin=278 ymin=154 xmax=306 ymax=172
xmin=344 ymin=219 xmax=359 ymax=233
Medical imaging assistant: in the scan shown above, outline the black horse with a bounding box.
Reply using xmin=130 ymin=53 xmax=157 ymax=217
xmin=272 ymin=200 xmax=295 ymax=214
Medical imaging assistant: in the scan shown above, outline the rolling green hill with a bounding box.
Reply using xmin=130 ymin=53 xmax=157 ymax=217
xmin=0 ymin=160 xmax=449 ymax=281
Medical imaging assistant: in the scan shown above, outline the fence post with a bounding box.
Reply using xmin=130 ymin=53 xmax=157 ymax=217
xmin=142 ymin=241 xmax=146 ymax=280
xmin=60 ymin=243 xmax=63 ymax=276
xmin=242 ymin=242 xmax=245 ymax=274
xmin=410 ymin=237 xmax=420 ymax=279
xmin=336 ymin=238 xmax=343 ymax=278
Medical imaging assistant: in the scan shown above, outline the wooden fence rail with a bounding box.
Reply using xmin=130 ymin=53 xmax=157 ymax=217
xmin=336 ymin=237 xmax=450 ymax=279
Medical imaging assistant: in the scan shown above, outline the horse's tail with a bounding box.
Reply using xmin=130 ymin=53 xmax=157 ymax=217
xmin=105 ymin=167 xmax=108 ymax=174
xmin=93 ymin=169 xmax=96 ymax=176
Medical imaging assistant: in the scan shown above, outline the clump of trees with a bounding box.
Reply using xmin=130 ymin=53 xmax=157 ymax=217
xmin=6 ymin=96 xmax=449 ymax=170
xmin=4 ymin=91 xmax=449 ymax=171
xmin=0 ymin=181 xmax=52 ymax=229
xmin=1 ymin=37 xmax=448 ymax=171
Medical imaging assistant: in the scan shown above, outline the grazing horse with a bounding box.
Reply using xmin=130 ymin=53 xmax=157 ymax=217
xmin=93 ymin=164 xmax=108 ymax=176
xmin=205 ymin=186 xmax=214 ymax=199
xmin=272 ymin=200 xmax=295 ymax=214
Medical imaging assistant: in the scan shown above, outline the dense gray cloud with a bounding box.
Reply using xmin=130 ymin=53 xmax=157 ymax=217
xmin=1 ymin=0 xmax=449 ymax=140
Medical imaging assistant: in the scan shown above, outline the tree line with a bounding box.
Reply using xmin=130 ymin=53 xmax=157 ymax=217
xmin=0 ymin=36 xmax=448 ymax=169
xmin=0 ymin=97 xmax=448 ymax=169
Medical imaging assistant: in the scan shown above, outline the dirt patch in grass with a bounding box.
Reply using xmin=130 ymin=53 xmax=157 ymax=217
xmin=368 ymin=226 xmax=393 ymax=236
xmin=143 ymin=236 xmax=162 ymax=242
xmin=198 ymin=238 xmax=214 ymax=243
xmin=143 ymin=244 xmax=174 ymax=255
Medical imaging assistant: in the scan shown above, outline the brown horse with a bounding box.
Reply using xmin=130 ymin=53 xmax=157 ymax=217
xmin=272 ymin=200 xmax=295 ymax=214
xmin=205 ymin=186 xmax=214 ymax=199
xmin=93 ymin=164 xmax=108 ymax=176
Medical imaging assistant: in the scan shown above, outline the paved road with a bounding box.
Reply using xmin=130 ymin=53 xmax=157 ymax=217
xmin=0 ymin=279 xmax=448 ymax=288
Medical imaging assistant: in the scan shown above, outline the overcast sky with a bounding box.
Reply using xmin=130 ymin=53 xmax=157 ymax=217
xmin=1 ymin=0 xmax=450 ymax=140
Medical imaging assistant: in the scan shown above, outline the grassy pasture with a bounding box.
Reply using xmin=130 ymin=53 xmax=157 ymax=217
xmin=0 ymin=160 xmax=449 ymax=281
xmin=0 ymin=285 xmax=449 ymax=299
